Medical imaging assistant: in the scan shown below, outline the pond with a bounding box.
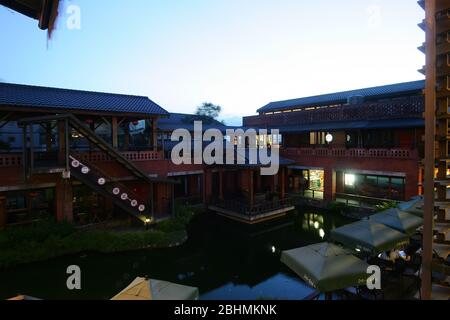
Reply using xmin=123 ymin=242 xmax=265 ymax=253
xmin=0 ymin=208 xmax=356 ymax=300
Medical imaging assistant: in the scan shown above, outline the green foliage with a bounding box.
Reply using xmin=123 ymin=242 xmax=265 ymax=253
xmin=375 ymin=201 xmax=398 ymax=212
xmin=195 ymin=102 xmax=222 ymax=121
xmin=156 ymin=204 xmax=197 ymax=233
xmin=0 ymin=217 xmax=192 ymax=270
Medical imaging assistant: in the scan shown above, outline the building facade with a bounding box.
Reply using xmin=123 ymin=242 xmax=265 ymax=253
xmin=244 ymin=80 xmax=426 ymax=207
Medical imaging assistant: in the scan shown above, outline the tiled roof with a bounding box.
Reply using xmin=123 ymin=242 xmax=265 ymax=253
xmin=0 ymin=82 xmax=169 ymax=116
xmin=258 ymin=80 xmax=425 ymax=113
xmin=158 ymin=113 xmax=228 ymax=132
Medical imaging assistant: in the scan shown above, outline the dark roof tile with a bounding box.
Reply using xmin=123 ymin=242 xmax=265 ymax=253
xmin=0 ymin=82 xmax=168 ymax=116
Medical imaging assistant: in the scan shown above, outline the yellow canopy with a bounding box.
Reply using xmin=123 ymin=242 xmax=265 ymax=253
xmin=111 ymin=277 xmax=199 ymax=301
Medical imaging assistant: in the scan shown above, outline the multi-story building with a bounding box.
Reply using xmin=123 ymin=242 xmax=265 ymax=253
xmin=244 ymin=80 xmax=426 ymax=207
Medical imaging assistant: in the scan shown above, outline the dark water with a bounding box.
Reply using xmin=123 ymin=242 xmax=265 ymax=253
xmin=0 ymin=209 xmax=353 ymax=300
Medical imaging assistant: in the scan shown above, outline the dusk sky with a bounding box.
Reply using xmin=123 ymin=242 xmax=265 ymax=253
xmin=0 ymin=0 xmax=424 ymax=125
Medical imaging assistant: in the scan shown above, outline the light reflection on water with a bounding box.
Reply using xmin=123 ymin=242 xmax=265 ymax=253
xmin=0 ymin=209 xmax=352 ymax=300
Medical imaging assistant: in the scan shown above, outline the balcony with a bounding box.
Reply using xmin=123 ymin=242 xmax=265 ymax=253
xmin=209 ymin=196 xmax=295 ymax=224
xmin=0 ymin=150 xmax=164 ymax=168
xmin=281 ymin=147 xmax=419 ymax=160
xmin=243 ymin=96 xmax=424 ymax=128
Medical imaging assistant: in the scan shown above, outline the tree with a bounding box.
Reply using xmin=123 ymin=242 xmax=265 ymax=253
xmin=195 ymin=102 xmax=222 ymax=120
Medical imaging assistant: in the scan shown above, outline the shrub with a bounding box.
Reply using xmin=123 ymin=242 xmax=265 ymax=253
xmin=375 ymin=201 xmax=398 ymax=212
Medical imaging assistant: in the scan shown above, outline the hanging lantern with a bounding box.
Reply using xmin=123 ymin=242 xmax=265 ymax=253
xmin=139 ymin=205 xmax=146 ymax=212
xmin=81 ymin=166 xmax=90 ymax=174
xmin=121 ymin=193 xmax=128 ymax=201
xmin=113 ymin=188 xmax=120 ymax=195
xmin=131 ymin=200 xmax=138 ymax=207
xmin=71 ymin=160 xmax=80 ymax=168
xmin=85 ymin=118 xmax=94 ymax=125
xmin=98 ymin=178 xmax=106 ymax=186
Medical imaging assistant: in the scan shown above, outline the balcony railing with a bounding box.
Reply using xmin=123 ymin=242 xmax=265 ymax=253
xmin=212 ymin=196 xmax=294 ymax=217
xmin=0 ymin=150 xmax=164 ymax=168
xmin=243 ymin=96 xmax=424 ymax=127
xmin=281 ymin=147 xmax=419 ymax=160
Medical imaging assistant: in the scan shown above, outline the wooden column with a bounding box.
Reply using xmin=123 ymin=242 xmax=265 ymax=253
xmin=422 ymin=0 xmax=436 ymax=300
xmin=55 ymin=179 xmax=73 ymax=223
xmin=124 ymin=124 xmax=130 ymax=151
xmin=219 ymin=169 xmax=224 ymax=201
xmin=249 ymin=170 xmax=254 ymax=208
xmin=57 ymin=120 xmax=66 ymax=166
xmin=152 ymin=118 xmax=158 ymax=152
xmin=0 ymin=196 xmax=6 ymax=230
xmin=111 ymin=117 xmax=119 ymax=150
xmin=46 ymin=123 xmax=53 ymax=152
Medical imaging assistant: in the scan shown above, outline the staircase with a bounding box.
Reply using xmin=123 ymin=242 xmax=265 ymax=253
xmin=19 ymin=114 xmax=157 ymax=224
xmin=69 ymin=155 xmax=149 ymax=223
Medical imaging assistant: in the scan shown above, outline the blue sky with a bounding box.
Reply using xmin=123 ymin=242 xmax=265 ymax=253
xmin=0 ymin=0 xmax=424 ymax=125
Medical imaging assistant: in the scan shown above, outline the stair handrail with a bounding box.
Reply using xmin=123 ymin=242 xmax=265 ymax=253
xmin=18 ymin=114 xmax=158 ymax=185
xmin=69 ymin=152 xmax=151 ymax=209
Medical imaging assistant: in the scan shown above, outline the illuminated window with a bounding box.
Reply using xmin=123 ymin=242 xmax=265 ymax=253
xmin=345 ymin=174 xmax=356 ymax=186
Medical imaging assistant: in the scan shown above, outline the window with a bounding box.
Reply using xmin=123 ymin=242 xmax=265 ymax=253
xmin=310 ymin=132 xmax=328 ymax=145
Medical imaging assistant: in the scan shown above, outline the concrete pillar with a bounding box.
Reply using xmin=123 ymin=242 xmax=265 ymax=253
xmin=0 ymin=196 xmax=6 ymax=229
xmin=112 ymin=117 xmax=119 ymax=150
xmin=55 ymin=180 xmax=73 ymax=223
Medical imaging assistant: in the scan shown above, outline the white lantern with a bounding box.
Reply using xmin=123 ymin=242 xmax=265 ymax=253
xmin=98 ymin=178 xmax=106 ymax=186
xmin=131 ymin=200 xmax=138 ymax=207
xmin=71 ymin=160 xmax=80 ymax=168
xmin=121 ymin=193 xmax=128 ymax=201
xmin=325 ymin=133 xmax=334 ymax=143
xmin=113 ymin=188 xmax=120 ymax=195
xmin=81 ymin=166 xmax=90 ymax=174
xmin=138 ymin=205 xmax=146 ymax=212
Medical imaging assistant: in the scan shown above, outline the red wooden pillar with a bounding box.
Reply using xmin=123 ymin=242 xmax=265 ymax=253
xmin=0 ymin=195 xmax=6 ymax=229
xmin=203 ymin=170 xmax=212 ymax=205
xmin=111 ymin=116 xmax=119 ymax=150
xmin=57 ymin=120 xmax=66 ymax=166
xmin=152 ymin=118 xmax=158 ymax=152
xmin=324 ymin=167 xmax=336 ymax=203
xmin=46 ymin=123 xmax=53 ymax=152
xmin=55 ymin=179 xmax=73 ymax=223
xmin=249 ymin=170 xmax=254 ymax=208
xmin=219 ymin=169 xmax=224 ymax=201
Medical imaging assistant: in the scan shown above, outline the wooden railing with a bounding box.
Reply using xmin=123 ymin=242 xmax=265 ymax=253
xmin=281 ymin=147 xmax=419 ymax=160
xmin=0 ymin=154 xmax=22 ymax=167
xmin=0 ymin=150 xmax=164 ymax=167
xmin=213 ymin=196 xmax=294 ymax=216
xmin=243 ymin=96 xmax=424 ymax=127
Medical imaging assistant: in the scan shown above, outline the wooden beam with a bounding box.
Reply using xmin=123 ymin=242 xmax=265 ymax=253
xmin=111 ymin=116 xmax=119 ymax=150
xmin=152 ymin=118 xmax=158 ymax=152
xmin=422 ymin=0 xmax=436 ymax=301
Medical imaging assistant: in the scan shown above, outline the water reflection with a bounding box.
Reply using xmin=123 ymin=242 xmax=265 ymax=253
xmin=0 ymin=209 xmax=353 ymax=300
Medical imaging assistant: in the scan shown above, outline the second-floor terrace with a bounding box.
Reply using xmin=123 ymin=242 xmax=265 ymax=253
xmin=243 ymin=95 xmax=424 ymax=128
